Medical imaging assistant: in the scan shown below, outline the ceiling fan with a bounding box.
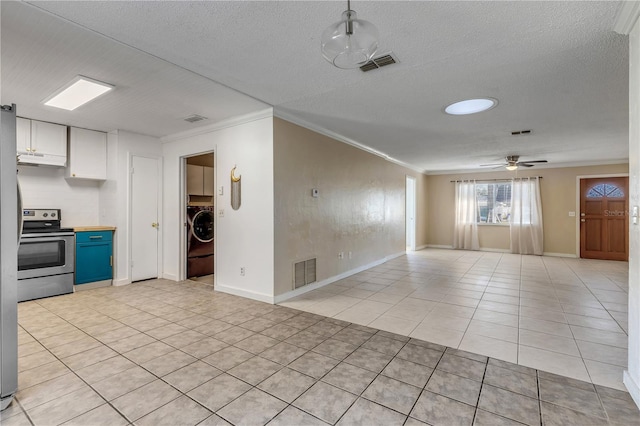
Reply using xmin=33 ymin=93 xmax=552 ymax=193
xmin=480 ymin=155 xmax=547 ymax=170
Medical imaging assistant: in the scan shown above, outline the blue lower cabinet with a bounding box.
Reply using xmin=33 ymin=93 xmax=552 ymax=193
xmin=75 ymin=231 xmax=113 ymax=284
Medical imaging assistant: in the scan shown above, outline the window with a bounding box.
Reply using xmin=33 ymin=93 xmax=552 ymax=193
xmin=476 ymin=182 xmax=512 ymax=224
xmin=587 ymin=183 xmax=624 ymax=198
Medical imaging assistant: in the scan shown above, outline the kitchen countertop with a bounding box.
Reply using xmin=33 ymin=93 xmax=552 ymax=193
xmin=73 ymin=226 xmax=117 ymax=232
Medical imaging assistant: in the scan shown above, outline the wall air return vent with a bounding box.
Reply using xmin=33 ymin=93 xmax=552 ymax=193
xmin=184 ymin=114 xmax=208 ymax=123
xmin=294 ymin=258 xmax=317 ymax=289
xmin=360 ymin=52 xmax=399 ymax=72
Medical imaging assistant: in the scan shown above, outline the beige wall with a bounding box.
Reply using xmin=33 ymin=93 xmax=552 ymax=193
xmin=427 ymin=164 xmax=629 ymax=256
xmin=273 ymin=118 xmax=428 ymax=296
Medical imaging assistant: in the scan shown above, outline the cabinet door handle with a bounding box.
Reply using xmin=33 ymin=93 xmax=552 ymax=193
xmin=89 ymin=235 xmax=103 ymax=239
xmin=110 ymin=255 xmax=113 ymax=267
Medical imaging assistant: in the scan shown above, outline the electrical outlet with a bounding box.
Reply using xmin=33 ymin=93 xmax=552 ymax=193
xmin=218 ymin=209 xmax=224 ymax=217
xmin=240 ymin=267 xmax=245 ymax=276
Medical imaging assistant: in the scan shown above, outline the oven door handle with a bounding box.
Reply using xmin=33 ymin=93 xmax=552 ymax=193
xmin=19 ymin=235 xmax=72 ymax=243
xmin=17 ymin=180 xmax=23 ymax=245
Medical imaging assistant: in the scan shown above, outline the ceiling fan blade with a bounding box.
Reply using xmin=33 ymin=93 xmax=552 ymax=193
xmin=480 ymin=163 xmax=506 ymax=167
xmin=518 ymin=160 xmax=547 ymax=164
xmin=518 ymin=163 xmax=535 ymax=167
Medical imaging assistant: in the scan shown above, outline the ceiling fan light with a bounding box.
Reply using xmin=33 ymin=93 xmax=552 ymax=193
xmin=444 ymin=98 xmax=498 ymax=115
xmin=321 ymin=9 xmax=379 ymax=69
xmin=506 ymin=164 xmax=518 ymax=171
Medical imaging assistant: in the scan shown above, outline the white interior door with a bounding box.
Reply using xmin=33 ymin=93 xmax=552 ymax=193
xmin=406 ymin=176 xmax=416 ymax=251
xmin=131 ymin=155 xmax=160 ymax=281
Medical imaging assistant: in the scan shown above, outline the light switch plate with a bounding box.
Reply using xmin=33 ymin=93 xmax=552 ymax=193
xmin=568 ymin=211 xmax=576 ymax=217
xmin=218 ymin=186 xmax=224 ymax=196
xmin=312 ymin=188 xmax=319 ymax=198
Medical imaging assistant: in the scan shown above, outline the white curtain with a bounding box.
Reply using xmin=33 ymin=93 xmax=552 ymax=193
xmin=510 ymin=177 xmax=543 ymax=255
xmin=453 ymin=180 xmax=479 ymax=250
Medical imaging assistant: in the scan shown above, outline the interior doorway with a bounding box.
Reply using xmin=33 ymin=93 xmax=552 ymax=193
xmin=580 ymin=176 xmax=629 ymax=261
xmin=406 ymin=176 xmax=417 ymax=251
xmin=184 ymin=153 xmax=215 ymax=285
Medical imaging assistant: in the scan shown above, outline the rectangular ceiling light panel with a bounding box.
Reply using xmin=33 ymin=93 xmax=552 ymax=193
xmin=44 ymin=76 xmax=114 ymax=111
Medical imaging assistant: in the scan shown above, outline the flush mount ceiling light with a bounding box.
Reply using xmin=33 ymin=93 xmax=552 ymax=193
xmin=44 ymin=76 xmax=114 ymax=111
xmin=321 ymin=0 xmax=379 ymax=69
xmin=444 ymin=98 xmax=498 ymax=115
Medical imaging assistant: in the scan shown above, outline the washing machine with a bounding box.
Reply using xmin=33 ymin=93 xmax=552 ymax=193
xmin=187 ymin=206 xmax=214 ymax=278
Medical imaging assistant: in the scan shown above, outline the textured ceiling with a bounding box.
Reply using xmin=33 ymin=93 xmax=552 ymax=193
xmin=2 ymin=1 xmax=629 ymax=173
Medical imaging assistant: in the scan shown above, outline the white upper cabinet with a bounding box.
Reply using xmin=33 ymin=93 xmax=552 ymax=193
xmin=16 ymin=117 xmax=31 ymax=154
xmin=187 ymin=164 xmax=214 ymax=196
xmin=17 ymin=118 xmax=67 ymax=166
xmin=187 ymin=164 xmax=204 ymax=195
xmin=203 ymin=166 xmax=214 ymax=196
xmin=67 ymin=127 xmax=107 ymax=180
xmin=31 ymin=120 xmax=66 ymax=157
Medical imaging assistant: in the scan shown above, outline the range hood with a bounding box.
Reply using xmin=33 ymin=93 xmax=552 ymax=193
xmin=17 ymin=152 xmax=66 ymax=167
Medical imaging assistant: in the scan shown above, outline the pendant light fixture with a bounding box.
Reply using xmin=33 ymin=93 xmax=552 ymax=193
xmin=321 ymin=0 xmax=379 ymax=69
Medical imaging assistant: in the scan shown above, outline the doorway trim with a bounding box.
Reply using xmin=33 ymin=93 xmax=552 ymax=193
xmin=575 ymin=173 xmax=629 ymax=258
xmin=406 ymin=175 xmax=417 ymax=252
xmin=180 ymin=150 xmax=216 ymax=284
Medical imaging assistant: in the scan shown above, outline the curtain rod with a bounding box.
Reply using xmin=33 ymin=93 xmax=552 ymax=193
xmin=450 ymin=177 xmax=543 ymax=183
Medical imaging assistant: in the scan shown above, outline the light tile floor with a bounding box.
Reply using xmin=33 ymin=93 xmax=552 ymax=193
xmin=281 ymin=249 xmax=630 ymax=391
xmin=5 ymin=264 xmax=638 ymax=425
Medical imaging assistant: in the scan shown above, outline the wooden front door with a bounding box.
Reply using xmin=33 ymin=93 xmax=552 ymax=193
xmin=580 ymin=177 xmax=628 ymax=261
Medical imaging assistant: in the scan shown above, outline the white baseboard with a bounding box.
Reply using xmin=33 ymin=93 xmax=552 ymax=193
xmin=414 ymin=244 xmax=428 ymax=250
xmin=113 ymin=278 xmax=131 ymax=287
xmin=274 ymin=251 xmax=406 ymax=304
xmin=426 ymin=244 xmax=454 ymax=249
xmin=479 ymin=247 xmax=511 ymax=253
xmin=425 ymin=245 xmax=577 ymax=258
xmin=624 ymin=370 xmax=640 ymax=409
xmin=542 ymin=252 xmax=578 ymax=258
xmin=162 ymin=273 xmax=178 ymax=281
xmin=425 ymin=244 xmax=507 ymax=253
xmin=215 ymin=283 xmax=274 ymax=304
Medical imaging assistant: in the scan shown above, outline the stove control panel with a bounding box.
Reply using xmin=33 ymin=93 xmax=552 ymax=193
xmin=23 ymin=209 xmax=61 ymax=222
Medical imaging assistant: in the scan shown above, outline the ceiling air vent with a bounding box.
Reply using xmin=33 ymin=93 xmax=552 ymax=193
xmin=294 ymin=258 xmax=317 ymax=289
xmin=184 ymin=114 xmax=208 ymax=123
xmin=511 ymin=130 xmax=532 ymax=135
xmin=360 ymin=52 xmax=399 ymax=72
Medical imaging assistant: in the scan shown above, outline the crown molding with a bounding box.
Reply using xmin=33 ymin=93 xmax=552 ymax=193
xmin=614 ymin=1 xmax=640 ymax=34
xmin=161 ymin=108 xmax=273 ymax=143
xmin=273 ymin=109 xmax=427 ymax=175
xmin=425 ymin=159 xmax=629 ymax=175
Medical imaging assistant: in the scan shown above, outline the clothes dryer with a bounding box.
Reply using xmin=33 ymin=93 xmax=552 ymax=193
xmin=187 ymin=206 xmax=214 ymax=278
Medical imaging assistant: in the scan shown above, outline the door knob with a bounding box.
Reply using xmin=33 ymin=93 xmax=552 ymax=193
xmin=152 ymin=222 xmax=159 ymax=228
xmin=580 ymin=213 xmax=586 ymax=217
xmin=581 ymin=219 xmax=586 ymax=222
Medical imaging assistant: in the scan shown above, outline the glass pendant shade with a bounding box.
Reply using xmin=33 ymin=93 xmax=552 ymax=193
xmin=321 ymin=9 xmax=379 ymax=69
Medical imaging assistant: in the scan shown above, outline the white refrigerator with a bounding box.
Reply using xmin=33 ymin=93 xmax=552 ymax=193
xmin=0 ymin=104 xmax=18 ymax=410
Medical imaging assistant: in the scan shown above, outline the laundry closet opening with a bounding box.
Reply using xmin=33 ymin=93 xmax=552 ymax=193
xmin=185 ymin=153 xmax=215 ymax=285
